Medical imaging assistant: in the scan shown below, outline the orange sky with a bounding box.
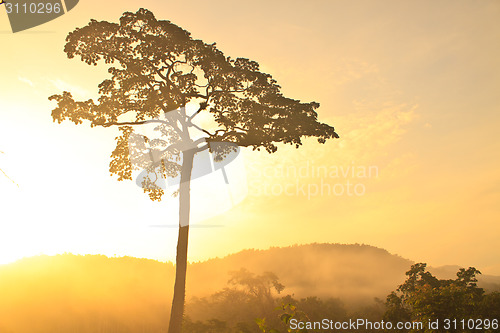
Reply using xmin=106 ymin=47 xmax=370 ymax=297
xmin=1 ymin=0 xmax=499 ymax=274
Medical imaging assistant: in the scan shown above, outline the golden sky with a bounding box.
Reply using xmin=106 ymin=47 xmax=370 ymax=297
xmin=1 ymin=0 xmax=499 ymax=274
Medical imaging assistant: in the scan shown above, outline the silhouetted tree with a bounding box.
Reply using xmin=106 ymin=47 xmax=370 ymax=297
xmin=48 ymin=8 xmax=338 ymax=333
xmin=186 ymin=269 xmax=286 ymax=331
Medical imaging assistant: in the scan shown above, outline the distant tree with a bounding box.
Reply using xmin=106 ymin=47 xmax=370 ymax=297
xmin=384 ymin=263 xmax=500 ymax=333
xmin=228 ymin=268 xmax=285 ymax=305
xmin=187 ymin=269 xmax=285 ymax=331
xmin=48 ymin=8 xmax=338 ymax=333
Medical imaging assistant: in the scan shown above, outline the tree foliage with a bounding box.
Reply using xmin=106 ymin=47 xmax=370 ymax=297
xmin=384 ymin=263 xmax=500 ymax=332
xmin=49 ymin=8 xmax=338 ymax=201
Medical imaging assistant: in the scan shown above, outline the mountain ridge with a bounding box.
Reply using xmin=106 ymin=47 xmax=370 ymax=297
xmin=2 ymin=243 xmax=498 ymax=302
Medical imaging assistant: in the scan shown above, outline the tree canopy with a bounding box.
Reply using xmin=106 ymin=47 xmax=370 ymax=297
xmin=385 ymin=263 xmax=500 ymax=332
xmin=49 ymin=8 xmax=338 ymax=201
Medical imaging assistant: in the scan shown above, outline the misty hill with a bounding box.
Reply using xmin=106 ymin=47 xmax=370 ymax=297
xmin=0 ymin=243 xmax=499 ymax=332
xmin=187 ymin=244 xmax=500 ymax=301
xmin=1 ymin=244 xmax=499 ymax=303
xmin=187 ymin=243 xmax=412 ymax=302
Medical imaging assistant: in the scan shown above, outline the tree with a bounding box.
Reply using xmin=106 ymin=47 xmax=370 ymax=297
xmin=186 ymin=269 xmax=286 ymax=332
xmin=384 ymin=263 xmax=500 ymax=333
xmin=48 ymin=8 xmax=338 ymax=333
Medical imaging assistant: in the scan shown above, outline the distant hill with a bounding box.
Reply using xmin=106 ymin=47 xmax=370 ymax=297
xmin=0 ymin=243 xmax=498 ymax=332
xmin=187 ymin=243 xmax=412 ymax=303
xmin=188 ymin=244 xmax=500 ymax=301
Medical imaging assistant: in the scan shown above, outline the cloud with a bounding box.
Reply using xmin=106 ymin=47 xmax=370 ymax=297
xmin=328 ymin=58 xmax=381 ymax=87
xmin=48 ymin=79 xmax=90 ymax=99
xmin=18 ymin=76 xmax=34 ymax=87
xmin=348 ymin=102 xmax=418 ymax=150
xmin=305 ymin=101 xmax=419 ymax=168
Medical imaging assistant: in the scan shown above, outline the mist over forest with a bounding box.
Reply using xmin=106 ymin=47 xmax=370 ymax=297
xmin=0 ymin=243 xmax=499 ymax=332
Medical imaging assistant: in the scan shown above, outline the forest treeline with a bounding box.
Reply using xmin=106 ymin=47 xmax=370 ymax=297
xmin=186 ymin=265 xmax=500 ymax=333
xmin=0 ymin=244 xmax=499 ymax=332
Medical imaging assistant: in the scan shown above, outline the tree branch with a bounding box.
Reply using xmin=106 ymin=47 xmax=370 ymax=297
xmin=102 ymin=119 xmax=170 ymax=127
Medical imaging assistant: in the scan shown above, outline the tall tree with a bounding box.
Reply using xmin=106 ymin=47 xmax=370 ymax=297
xmin=49 ymin=8 xmax=338 ymax=333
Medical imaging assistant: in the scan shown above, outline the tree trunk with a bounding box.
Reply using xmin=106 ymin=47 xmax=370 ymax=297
xmin=168 ymin=148 xmax=195 ymax=333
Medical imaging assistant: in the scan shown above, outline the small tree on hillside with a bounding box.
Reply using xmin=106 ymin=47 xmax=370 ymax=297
xmin=49 ymin=8 xmax=338 ymax=333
